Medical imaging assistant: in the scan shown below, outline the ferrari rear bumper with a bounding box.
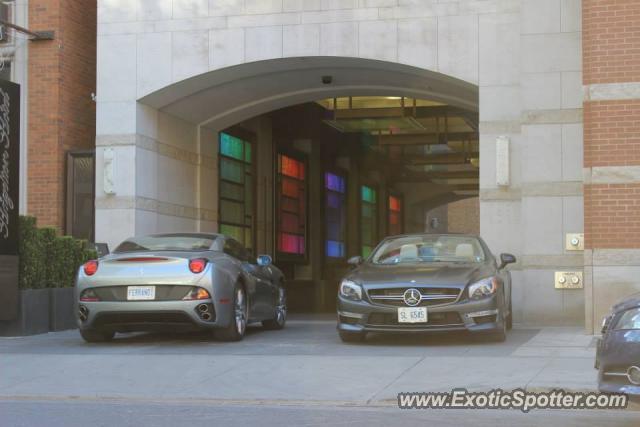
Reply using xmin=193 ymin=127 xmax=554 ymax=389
xmin=77 ymin=299 xmax=233 ymax=333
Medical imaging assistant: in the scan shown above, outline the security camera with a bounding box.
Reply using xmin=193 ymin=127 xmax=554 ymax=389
xmin=321 ymin=75 xmax=333 ymax=84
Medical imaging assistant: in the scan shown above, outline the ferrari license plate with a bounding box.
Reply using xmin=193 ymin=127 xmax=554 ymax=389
xmin=127 ymin=286 xmax=156 ymax=301
xmin=398 ymin=307 xmax=428 ymax=323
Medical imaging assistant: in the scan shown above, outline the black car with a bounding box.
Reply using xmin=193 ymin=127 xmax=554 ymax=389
xmin=596 ymin=292 xmax=640 ymax=399
xmin=337 ymin=234 xmax=516 ymax=343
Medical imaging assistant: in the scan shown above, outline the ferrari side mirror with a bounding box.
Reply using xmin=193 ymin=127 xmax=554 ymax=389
xmin=347 ymin=256 xmax=363 ymax=266
xmin=257 ymin=255 xmax=272 ymax=267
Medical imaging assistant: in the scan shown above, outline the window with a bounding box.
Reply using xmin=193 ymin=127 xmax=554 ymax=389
xmin=388 ymin=195 xmax=403 ymax=236
xmin=218 ymin=132 xmax=254 ymax=252
xmin=324 ymin=172 xmax=347 ymax=259
xmin=360 ymin=185 xmax=378 ymax=258
xmin=66 ymin=151 xmax=95 ymax=241
xmin=277 ymin=153 xmax=306 ymax=259
xmin=115 ymin=234 xmax=220 ymax=253
xmin=0 ymin=2 xmax=13 ymax=45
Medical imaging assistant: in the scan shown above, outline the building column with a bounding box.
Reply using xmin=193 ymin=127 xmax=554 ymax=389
xmin=582 ymin=0 xmax=640 ymax=333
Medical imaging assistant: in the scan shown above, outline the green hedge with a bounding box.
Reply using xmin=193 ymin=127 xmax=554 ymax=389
xmin=18 ymin=216 xmax=98 ymax=289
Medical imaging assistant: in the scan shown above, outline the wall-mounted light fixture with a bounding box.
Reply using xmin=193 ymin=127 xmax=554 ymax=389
xmin=103 ymin=148 xmax=115 ymax=195
xmin=495 ymin=136 xmax=510 ymax=187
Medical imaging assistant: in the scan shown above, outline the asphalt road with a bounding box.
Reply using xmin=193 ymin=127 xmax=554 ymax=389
xmin=1 ymin=316 xmax=632 ymax=426
xmin=1 ymin=399 xmax=637 ymax=427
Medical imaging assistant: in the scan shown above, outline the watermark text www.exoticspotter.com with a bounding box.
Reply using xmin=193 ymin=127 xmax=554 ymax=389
xmin=398 ymin=389 xmax=628 ymax=412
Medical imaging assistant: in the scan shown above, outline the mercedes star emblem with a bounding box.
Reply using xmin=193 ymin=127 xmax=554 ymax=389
xmin=403 ymin=288 xmax=422 ymax=307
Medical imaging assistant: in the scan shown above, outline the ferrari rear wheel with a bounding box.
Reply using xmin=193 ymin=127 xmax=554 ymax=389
xmin=216 ymin=285 xmax=247 ymax=342
xmin=80 ymin=328 xmax=115 ymax=343
xmin=262 ymin=285 xmax=286 ymax=330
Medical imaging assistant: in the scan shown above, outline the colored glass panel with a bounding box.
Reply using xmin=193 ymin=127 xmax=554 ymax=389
xmin=220 ymin=224 xmax=244 ymax=243
xmin=280 ymin=155 xmax=305 ymax=179
xmin=220 ymin=133 xmax=244 ymax=160
xmin=220 ymin=181 xmax=244 ymax=201
xmin=326 ymin=192 xmax=342 ymax=209
xmin=281 ymin=197 xmax=299 ymax=214
xmin=244 ymin=142 xmax=252 ymax=163
xmin=389 ymin=211 xmax=400 ymax=225
xmin=220 ymin=158 xmax=244 ymax=184
xmin=220 ymin=199 xmax=244 ymax=224
xmin=362 ymin=246 xmax=372 ymax=258
xmin=280 ymin=212 xmax=300 ymax=234
xmin=219 ymin=132 xmax=253 ymax=252
xmin=279 ymin=233 xmax=305 ymax=254
xmin=277 ymin=153 xmax=307 ymax=258
xmin=361 ymin=185 xmax=376 ymax=203
xmin=282 ymin=178 xmax=299 ymax=198
xmin=326 ymin=241 xmax=345 ymax=258
xmin=325 ymin=172 xmax=345 ymax=193
xmin=361 ymin=185 xmax=377 ymax=257
xmin=389 ymin=196 xmax=400 ymax=211
xmin=388 ymin=195 xmax=402 ymax=235
xmin=326 ymin=221 xmax=341 ymax=240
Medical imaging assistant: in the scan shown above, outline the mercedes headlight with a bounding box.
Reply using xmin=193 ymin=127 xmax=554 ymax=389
xmin=340 ymin=280 xmax=362 ymax=301
xmin=468 ymin=277 xmax=499 ymax=300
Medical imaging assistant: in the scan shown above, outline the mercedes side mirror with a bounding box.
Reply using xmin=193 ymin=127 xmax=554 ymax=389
xmin=347 ymin=256 xmax=363 ymax=266
xmin=499 ymin=253 xmax=516 ymax=270
xmin=257 ymin=255 xmax=272 ymax=267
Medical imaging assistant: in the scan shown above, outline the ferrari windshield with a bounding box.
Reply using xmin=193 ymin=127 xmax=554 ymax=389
xmin=371 ymin=235 xmax=486 ymax=264
xmin=114 ymin=234 xmax=220 ymax=253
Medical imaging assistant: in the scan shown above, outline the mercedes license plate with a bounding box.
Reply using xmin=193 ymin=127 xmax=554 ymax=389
xmin=127 ymin=286 xmax=156 ymax=301
xmin=397 ymin=307 xmax=428 ymax=323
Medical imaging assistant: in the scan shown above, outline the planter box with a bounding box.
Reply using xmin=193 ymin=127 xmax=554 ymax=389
xmin=49 ymin=287 xmax=77 ymax=332
xmin=0 ymin=288 xmax=51 ymax=336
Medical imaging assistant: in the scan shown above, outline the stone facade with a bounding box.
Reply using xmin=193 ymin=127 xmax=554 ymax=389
xmin=91 ymin=0 xmax=639 ymax=327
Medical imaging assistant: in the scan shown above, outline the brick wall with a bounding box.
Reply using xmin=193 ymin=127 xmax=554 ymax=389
xmin=583 ymin=0 xmax=640 ymax=84
xmin=27 ymin=0 xmax=96 ymax=231
xmin=583 ymin=100 xmax=640 ymax=167
xmin=583 ymin=0 xmax=640 ymax=250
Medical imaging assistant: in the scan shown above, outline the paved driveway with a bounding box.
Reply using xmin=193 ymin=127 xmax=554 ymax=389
xmin=0 ymin=316 xmax=600 ymax=403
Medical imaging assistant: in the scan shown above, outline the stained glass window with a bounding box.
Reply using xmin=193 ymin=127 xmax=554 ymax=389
xmin=325 ymin=172 xmax=346 ymax=258
xmin=277 ymin=154 xmax=306 ymax=257
xmin=361 ymin=185 xmax=378 ymax=258
xmin=388 ymin=195 xmax=403 ymax=236
xmin=219 ymin=132 xmax=254 ymax=251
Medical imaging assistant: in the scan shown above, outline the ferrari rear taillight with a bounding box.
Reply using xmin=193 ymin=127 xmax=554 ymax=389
xmin=189 ymin=258 xmax=207 ymax=274
xmin=83 ymin=260 xmax=99 ymax=276
xmin=79 ymin=289 xmax=100 ymax=302
xmin=182 ymin=287 xmax=211 ymax=300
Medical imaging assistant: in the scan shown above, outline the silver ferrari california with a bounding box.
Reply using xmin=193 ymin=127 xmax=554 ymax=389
xmin=75 ymin=233 xmax=286 ymax=342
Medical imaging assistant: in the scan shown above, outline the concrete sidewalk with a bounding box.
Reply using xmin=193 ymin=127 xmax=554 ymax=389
xmin=0 ymin=318 xmax=602 ymax=405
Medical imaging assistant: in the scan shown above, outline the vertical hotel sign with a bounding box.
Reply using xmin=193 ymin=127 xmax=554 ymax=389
xmin=0 ymin=79 xmax=19 ymax=320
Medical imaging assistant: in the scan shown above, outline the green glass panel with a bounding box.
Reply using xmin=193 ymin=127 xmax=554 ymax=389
xmin=220 ymin=224 xmax=244 ymax=242
xmin=361 ymin=203 xmax=373 ymax=218
xmin=220 ymin=199 xmax=244 ymax=224
xmin=220 ymin=181 xmax=244 ymax=201
xmin=361 ymin=186 xmax=377 ymax=203
xmin=244 ymin=142 xmax=252 ymax=163
xmin=220 ymin=158 xmax=244 ymax=184
xmin=220 ymin=133 xmax=244 ymax=160
xmin=362 ymin=246 xmax=372 ymax=258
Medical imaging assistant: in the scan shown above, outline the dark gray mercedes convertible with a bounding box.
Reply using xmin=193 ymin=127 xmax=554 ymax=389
xmin=337 ymin=234 xmax=516 ymax=343
xmin=596 ymin=292 xmax=640 ymax=400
